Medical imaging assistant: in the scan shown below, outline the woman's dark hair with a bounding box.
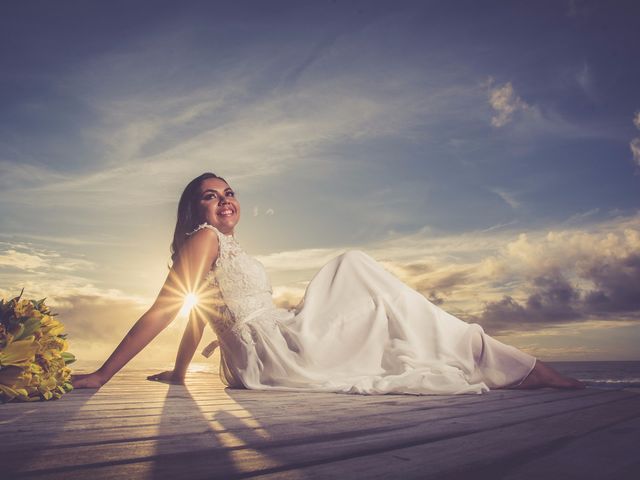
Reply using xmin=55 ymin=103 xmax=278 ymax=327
xmin=169 ymin=172 xmax=227 ymax=267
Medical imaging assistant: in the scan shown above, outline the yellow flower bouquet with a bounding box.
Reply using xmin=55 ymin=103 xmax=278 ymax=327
xmin=0 ymin=289 xmax=75 ymax=402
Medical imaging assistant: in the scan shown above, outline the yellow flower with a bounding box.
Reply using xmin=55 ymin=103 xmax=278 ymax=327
xmin=39 ymin=315 xmax=65 ymax=336
xmin=0 ymin=366 xmax=33 ymax=401
xmin=1 ymin=292 xmax=75 ymax=402
xmin=0 ymin=337 xmax=37 ymax=368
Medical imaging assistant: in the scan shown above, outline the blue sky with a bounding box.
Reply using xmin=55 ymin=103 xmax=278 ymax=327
xmin=1 ymin=0 xmax=639 ymax=364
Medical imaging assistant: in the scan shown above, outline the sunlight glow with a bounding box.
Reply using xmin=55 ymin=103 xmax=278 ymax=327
xmin=178 ymin=292 xmax=199 ymax=317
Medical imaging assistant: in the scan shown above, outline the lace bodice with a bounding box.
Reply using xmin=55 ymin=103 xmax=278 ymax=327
xmin=185 ymin=223 xmax=275 ymax=336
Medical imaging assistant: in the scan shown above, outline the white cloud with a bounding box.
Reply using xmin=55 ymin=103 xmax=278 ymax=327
xmin=0 ymin=249 xmax=47 ymax=270
xmin=575 ymin=62 xmax=597 ymax=100
xmin=256 ymin=248 xmax=346 ymax=273
xmin=488 ymin=81 xmax=531 ymax=127
xmin=629 ymin=111 xmax=640 ymax=167
xmin=0 ymin=160 xmax=65 ymax=190
xmin=0 ymin=244 xmax=95 ymax=272
xmin=562 ymin=208 xmax=600 ymax=225
xmin=490 ymin=187 xmax=520 ymax=209
xmin=631 ymin=138 xmax=640 ymax=167
xmin=0 ymin=80 xmax=459 ymax=209
xmin=0 ymin=232 xmax=125 ymax=247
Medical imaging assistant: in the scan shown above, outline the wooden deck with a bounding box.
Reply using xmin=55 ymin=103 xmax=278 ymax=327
xmin=2 ymin=369 xmax=640 ymax=479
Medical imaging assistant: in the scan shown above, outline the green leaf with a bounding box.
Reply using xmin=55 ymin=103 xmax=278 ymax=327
xmin=15 ymin=317 xmax=41 ymax=341
xmin=12 ymin=323 xmax=25 ymax=339
xmin=61 ymin=352 xmax=76 ymax=365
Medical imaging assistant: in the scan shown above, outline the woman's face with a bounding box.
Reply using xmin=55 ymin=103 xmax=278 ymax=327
xmin=198 ymin=177 xmax=241 ymax=235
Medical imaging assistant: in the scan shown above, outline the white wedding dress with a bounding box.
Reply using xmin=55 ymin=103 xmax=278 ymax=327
xmin=187 ymin=223 xmax=537 ymax=395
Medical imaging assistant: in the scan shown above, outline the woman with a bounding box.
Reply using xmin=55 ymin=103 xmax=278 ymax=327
xmin=72 ymin=173 xmax=584 ymax=393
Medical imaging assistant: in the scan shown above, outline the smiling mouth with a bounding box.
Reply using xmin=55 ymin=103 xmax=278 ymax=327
xmin=218 ymin=208 xmax=235 ymax=217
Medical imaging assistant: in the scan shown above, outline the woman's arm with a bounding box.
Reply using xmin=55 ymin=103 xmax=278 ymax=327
xmin=72 ymin=228 xmax=219 ymax=388
xmin=146 ymin=311 xmax=207 ymax=384
xmin=173 ymin=311 xmax=207 ymax=378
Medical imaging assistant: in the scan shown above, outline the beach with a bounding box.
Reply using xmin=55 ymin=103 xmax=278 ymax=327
xmin=1 ymin=360 xmax=639 ymax=479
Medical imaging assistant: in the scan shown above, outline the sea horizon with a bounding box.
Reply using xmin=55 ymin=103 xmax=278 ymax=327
xmin=71 ymin=359 xmax=640 ymax=390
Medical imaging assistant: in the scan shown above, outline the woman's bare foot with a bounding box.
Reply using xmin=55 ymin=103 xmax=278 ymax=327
xmin=507 ymin=360 xmax=586 ymax=390
xmin=71 ymin=372 xmax=105 ymax=389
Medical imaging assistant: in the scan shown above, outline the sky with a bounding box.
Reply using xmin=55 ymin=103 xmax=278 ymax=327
xmin=1 ymin=0 xmax=639 ymax=365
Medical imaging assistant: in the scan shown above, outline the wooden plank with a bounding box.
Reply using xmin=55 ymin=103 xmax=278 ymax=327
xmin=0 ymin=386 xmax=557 ymax=430
xmin=3 ymin=370 xmax=639 ymax=480
xmin=256 ymin=395 xmax=640 ymax=480
xmin=0 ymin=386 xmax=600 ymax=446
xmin=5 ymin=389 xmax=637 ymax=478
xmin=498 ymin=415 xmax=640 ymax=479
xmin=10 ymin=394 xmax=640 ymax=480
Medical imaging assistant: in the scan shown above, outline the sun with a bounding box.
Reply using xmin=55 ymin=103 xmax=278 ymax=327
xmin=178 ymin=292 xmax=199 ymax=317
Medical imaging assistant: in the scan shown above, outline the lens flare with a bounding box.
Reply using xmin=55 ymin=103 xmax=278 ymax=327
xmin=179 ymin=292 xmax=199 ymax=317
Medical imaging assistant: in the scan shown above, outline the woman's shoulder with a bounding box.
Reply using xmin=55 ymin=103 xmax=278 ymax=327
xmin=181 ymin=223 xmax=221 ymax=266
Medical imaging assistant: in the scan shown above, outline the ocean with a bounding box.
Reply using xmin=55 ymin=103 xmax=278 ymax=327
xmin=548 ymin=361 xmax=640 ymax=389
xmin=73 ymin=360 xmax=640 ymax=390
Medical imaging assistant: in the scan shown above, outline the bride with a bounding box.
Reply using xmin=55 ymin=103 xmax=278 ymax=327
xmin=72 ymin=173 xmax=584 ymax=393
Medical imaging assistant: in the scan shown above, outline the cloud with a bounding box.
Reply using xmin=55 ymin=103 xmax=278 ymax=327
xmin=489 ymin=187 xmax=521 ymax=209
xmin=272 ymin=285 xmax=306 ymax=311
xmin=415 ymin=268 xmax=474 ymax=306
xmin=470 ymin=271 xmax=582 ymax=333
xmin=256 ymin=248 xmax=347 ymax=273
xmin=461 ymin=217 xmax=640 ymax=333
xmin=0 ymin=77 xmax=462 ymax=210
xmin=629 ymin=137 xmax=640 ymax=167
xmin=509 ymin=344 xmax=607 ymax=359
xmin=562 ymin=208 xmax=600 ymax=225
xmin=54 ymin=293 xmax=147 ymax=343
xmin=583 ymin=253 xmax=640 ymax=313
xmin=0 ymin=249 xmax=47 ymax=270
xmin=0 ymin=243 xmax=95 ymax=272
xmin=470 ymin=251 xmax=640 ymax=334
xmin=0 ymin=232 xmax=126 ymax=247
xmin=572 ymin=61 xmax=601 ymax=103
xmin=488 ymin=81 xmax=531 ymax=127
xmin=631 ymin=111 xmax=640 ymax=167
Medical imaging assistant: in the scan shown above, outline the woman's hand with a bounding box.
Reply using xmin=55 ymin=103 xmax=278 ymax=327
xmin=71 ymin=372 xmax=106 ymax=389
xmin=147 ymin=370 xmax=185 ymax=385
